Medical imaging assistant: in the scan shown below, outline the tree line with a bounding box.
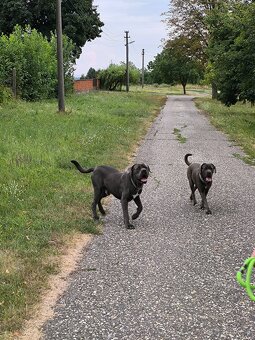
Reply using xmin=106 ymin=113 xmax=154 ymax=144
xmin=149 ymin=0 xmax=255 ymax=106
xmin=1 ymin=0 xmax=254 ymax=106
xmin=82 ymin=0 xmax=255 ymax=106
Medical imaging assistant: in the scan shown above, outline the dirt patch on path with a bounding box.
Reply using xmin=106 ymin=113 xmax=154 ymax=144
xmin=17 ymin=233 xmax=92 ymax=340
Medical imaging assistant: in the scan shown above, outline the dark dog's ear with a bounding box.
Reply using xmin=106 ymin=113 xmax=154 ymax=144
xmin=201 ymin=163 xmax=206 ymax=171
xmin=130 ymin=164 xmax=136 ymax=175
xmin=211 ymin=164 xmax=216 ymax=173
xmin=145 ymin=164 xmax=151 ymax=173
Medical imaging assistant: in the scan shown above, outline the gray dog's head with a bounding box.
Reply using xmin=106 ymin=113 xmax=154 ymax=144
xmin=131 ymin=163 xmax=150 ymax=185
xmin=200 ymin=163 xmax=216 ymax=184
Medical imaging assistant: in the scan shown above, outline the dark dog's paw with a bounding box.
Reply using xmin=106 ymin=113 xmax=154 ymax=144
xmin=132 ymin=213 xmax=139 ymax=220
xmin=126 ymin=223 xmax=135 ymax=230
xmin=206 ymin=209 xmax=212 ymax=215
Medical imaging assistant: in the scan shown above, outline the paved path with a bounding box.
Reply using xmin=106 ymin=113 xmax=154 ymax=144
xmin=42 ymin=96 xmax=255 ymax=339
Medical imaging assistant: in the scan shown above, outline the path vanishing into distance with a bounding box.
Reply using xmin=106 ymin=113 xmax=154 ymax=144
xmin=42 ymin=96 xmax=255 ymax=339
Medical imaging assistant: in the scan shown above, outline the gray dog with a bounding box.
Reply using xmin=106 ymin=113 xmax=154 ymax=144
xmin=184 ymin=154 xmax=216 ymax=214
xmin=71 ymin=160 xmax=150 ymax=229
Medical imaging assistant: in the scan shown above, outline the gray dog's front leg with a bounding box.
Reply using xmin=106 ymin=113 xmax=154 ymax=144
xmin=132 ymin=195 xmax=143 ymax=220
xmin=121 ymin=196 xmax=135 ymax=229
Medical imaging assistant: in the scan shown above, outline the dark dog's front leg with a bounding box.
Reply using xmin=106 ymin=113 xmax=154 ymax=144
xmin=200 ymin=190 xmax=211 ymax=214
xmin=121 ymin=195 xmax=135 ymax=229
xmin=132 ymin=195 xmax=143 ymax=220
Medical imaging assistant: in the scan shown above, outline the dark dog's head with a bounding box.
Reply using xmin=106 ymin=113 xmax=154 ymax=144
xmin=200 ymin=163 xmax=216 ymax=184
xmin=131 ymin=163 xmax=150 ymax=185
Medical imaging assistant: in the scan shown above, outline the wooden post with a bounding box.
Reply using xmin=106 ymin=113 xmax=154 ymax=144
xmin=12 ymin=68 xmax=17 ymax=98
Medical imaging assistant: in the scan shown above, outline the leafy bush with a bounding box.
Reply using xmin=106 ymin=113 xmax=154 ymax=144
xmin=0 ymin=25 xmax=75 ymax=101
xmin=98 ymin=63 xmax=140 ymax=91
xmin=0 ymin=85 xmax=12 ymax=103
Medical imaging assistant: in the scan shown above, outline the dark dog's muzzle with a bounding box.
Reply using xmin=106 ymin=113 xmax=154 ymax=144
xmin=139 ymin=168 xmax=149 ymax=184
xmin=205 ymin=171 xmax=212 ymax=183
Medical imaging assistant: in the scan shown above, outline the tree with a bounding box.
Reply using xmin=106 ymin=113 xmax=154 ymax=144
xmin=98 ymin=63 xmax=140 ymax=91
xmin=206 ymin=1 xmax=255 ymax=105
xmin=163 ymin=0 xmax=220 ymax=62
xmin=85 ymin=67 xmax=97 ymax=79
xmin=148 ymin=36 xmax=204 ymax=94
xmin=163 ymin=0 xmax=234 ymax=97
xmin=143 ymin=69 xmax=154 ymax=85
xmin=0 ymin=0 xmax=104 ymax=57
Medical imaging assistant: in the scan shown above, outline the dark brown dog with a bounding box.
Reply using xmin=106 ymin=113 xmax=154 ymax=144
xmin=71 ymin=160 xmax=150 ymax=229
xmin=184 ymin=154 xmax=216 ymax=214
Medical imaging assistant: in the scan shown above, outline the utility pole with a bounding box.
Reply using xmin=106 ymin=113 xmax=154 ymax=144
xmin=124 ymin=31 xmax=135 ymax=92
xmin=124 ymin=31 xmax=130 ymax=92
xmin=56 ymin=0 xmax=65 ymax=112
xmin=141 ymin=49 xmax=145 ymax=88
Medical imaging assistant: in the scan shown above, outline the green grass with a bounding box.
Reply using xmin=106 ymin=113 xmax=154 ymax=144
xmin=195 ymin=98 xmax=255 ymax=165
xmin=131 ymin=84 xmax=211 ymax=96
xmin=172 ymin=128 xmax=187 ymax=144
xmin=0 ymin=90 xmax=165 ymax=336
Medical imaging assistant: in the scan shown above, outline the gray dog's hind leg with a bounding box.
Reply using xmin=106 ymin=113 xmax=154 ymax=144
xmin=91 ymin=187 xmax=102 ymax=220
xmin=132 ymin=195 xmax=143 ymax=220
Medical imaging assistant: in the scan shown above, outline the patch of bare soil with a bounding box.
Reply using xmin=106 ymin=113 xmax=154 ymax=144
xmin=17 ymin=233 xmax=92 ymax=340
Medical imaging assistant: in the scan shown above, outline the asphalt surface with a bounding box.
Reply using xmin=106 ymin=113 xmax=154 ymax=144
xmin=42 ymin=96 xmax=255 ymax=340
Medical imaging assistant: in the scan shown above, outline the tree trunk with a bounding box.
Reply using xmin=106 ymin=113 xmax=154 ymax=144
xmin=182 ymin=83 xmax=186 ymax=95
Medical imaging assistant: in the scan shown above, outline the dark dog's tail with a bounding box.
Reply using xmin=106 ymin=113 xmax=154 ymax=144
xmin=71 ymin=160 xmax=94 ymax=173
xmin=184 ymin=153 xmax=192 ymax=166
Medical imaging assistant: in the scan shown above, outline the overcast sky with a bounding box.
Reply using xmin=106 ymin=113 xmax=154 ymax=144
xmin=74 ymin=0 xmax=170 ymax=77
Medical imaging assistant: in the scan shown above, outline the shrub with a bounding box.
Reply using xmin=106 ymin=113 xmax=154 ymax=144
xmin=0 ymin=85 xmax=13 ymax=103
xmin=0 ymin=25 xmax=75 ymax=101
xmin=98 ymin=63 xmax=140 ymax=91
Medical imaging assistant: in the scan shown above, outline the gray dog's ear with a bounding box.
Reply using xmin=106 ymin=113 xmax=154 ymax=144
xmin=211 ymin=164 xmax=216 ymax=173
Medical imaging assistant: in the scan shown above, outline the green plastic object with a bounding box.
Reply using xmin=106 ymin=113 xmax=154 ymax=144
xmin=236 ymin=257 xmax=255 ymax=301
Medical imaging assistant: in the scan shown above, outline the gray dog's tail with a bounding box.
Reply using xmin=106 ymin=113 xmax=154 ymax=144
xmin=184 ymin=153 xmax=192 ymax=166
xmin=71 ymin=160 xmax=94 ymax=173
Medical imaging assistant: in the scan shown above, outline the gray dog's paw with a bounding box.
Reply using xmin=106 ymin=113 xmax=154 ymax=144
xmin=206 ymin=209 xmax=212 ymax=215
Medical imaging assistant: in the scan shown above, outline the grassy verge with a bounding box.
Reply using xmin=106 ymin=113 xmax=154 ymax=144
xmin=0 ymin=90 xmax=165 ymax=336
xmin=131 ymin=84 xmax=211 ymax=96
xmin=195 ymin=98 xmax=255 ymax=164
